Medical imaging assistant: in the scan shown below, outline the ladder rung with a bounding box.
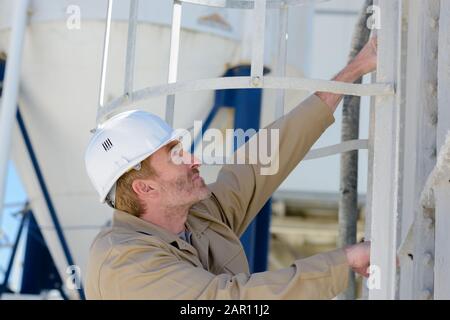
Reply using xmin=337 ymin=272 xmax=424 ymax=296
xmin=97 ymin=76 xmax=394 ymax=123
xmin=304 ymin=139 xmax=368 ymax=161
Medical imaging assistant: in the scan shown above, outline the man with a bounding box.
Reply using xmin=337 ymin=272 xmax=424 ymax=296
xmin=84 ymin=37 xmax=377 ymax=299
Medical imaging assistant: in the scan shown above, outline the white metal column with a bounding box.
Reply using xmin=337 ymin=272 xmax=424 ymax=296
xmin=434 ymin=0 xmax=450 ymax=300
xmin=388 ymin=0 xmax=441 ymax=300
xmin=409 ymin=0 xmax=440 ymax=300
xmin=436 ymin=0 xmax=450 ymax=152
xmin=274 ymin=4 xmax=288 ymax=119
xmin=0 ymin=0 xmax=29 ymax=225
xmin=97 ymin=0 xmax=113 ymax=112
xmin=124 ymin=0 xmax=139 ymax=97
xmin=165 ymin=0 xmax=182 ymax=126
xmin=250 ymin=0 xmax=267 ymax=88
xmin=368 ymin=0 xmax=403 ymax=300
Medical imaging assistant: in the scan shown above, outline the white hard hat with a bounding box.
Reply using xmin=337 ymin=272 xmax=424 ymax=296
xmin=84 ymin=110 xmax=182 ymax=207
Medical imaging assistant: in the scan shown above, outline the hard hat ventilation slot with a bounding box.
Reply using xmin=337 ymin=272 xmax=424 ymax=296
xmin=102 ymin=138 xmax=113 ymax=151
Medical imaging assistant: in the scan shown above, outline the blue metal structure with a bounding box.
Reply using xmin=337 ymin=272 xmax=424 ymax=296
xmin=191 ymin=65 xmax=272 ymax=273
xmin=0 ymin=207 xmax=68 ymax=299
xmin=20 ymin=213 xmax=66 ymax=298
xmin=0 ymin=59 xmax=84 ymax=299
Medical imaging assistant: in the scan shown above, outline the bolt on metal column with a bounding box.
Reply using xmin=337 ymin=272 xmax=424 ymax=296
xmin=250 ymin=0 xmax=267 ymax=88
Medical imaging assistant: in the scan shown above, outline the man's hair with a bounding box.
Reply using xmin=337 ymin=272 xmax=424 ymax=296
xmin=115 ymin=156 xmax=156 ymax=217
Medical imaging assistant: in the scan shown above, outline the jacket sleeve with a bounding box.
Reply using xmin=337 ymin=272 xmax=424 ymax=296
xmin=100 ymin=244 xmax=349 ymax=300
xmin=205 ymin=94 xmax=335 ymax=236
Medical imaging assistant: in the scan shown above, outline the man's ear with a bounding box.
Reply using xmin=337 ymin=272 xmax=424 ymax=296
xmin=131 ymin=179 xmax=158 ymax=198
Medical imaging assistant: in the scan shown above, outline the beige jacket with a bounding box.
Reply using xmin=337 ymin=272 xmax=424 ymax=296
xmin=85 ymin=95 xmax=349 ymax=299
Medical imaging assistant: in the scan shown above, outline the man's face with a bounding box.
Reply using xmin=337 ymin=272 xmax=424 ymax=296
xmin=146 ymin=140 xmax=211 ymax=208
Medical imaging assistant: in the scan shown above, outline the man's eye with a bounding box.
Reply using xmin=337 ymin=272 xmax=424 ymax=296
xmin=170 ymin=144 xmax=184 ymax=164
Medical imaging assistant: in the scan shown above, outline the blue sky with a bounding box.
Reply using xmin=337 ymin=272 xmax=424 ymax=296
xmin=0 ymin=161 xmax=27 ymax=285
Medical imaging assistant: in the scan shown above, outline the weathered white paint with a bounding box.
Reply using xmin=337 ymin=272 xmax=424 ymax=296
xmin=410 ymin=0 xmax=440 ymax=300
xmin=434 ymin=185 xmax=450 ymax=299
xmin=434 ymin=0 xmax=450 ymax=298
xmin=421 ymin=133 xmax=450 ymax=210
xmin=437 ymin=0 xmax=450 ymax=152
xmin=392 ymin=0 xmax=441 ymax=300
xmin=420 ymin=131 xmax=450 ymax=299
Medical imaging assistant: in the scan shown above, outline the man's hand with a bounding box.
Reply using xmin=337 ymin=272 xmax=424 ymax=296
xmin=352 ymin=36 xmax=378 ymax=75
xmin=315 ymin=36 xmax=378 ymax=113
xmin=344 ymin=241 xmax=371 ymax=278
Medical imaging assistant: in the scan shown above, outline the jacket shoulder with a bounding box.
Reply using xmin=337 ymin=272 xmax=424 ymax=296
xmin=86 ymin=226 xmax=170 ymax=299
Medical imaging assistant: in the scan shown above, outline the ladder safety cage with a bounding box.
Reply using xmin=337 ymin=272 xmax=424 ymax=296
xmin=93 ymin=0 xmax=396 ymax=183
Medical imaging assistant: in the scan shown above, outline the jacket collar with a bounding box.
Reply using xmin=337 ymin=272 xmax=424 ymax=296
xmin=112 ymin=208 xmax=210 ymax=251
xmin=113 ymin=210 xmax=179 ymax=244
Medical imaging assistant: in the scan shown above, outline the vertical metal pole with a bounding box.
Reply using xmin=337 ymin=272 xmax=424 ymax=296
xmin=409 ymin=0 xmax=439 ymax=300
xmin=124 ymin=0 xmax=139 ymax=97
xmin=274 ymin=4 xmax=288 ymax=119
xmin=165 ymin=0 xmax=182 ymax=127
xmin=250 ymin=0 xmax=266 ymax=87
xmin=0 ymin=0 xmax=29 ymax=228
xmin=97 ymin=0 xmax=113 ymax=117
xmin=368 ymin=0 xmax=403 ymax=300
xmin=396 ymin=0 xmax=427 ymax=300
xmin=362 ymin=72 xmax=376 ymax=300
xmin=338 ymin=0 xmax=372 ymax=300
xmin=436 ymin=0 xmax=450 ymax=152
xmin=433 ymin=0 xmax=450 ymax=300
